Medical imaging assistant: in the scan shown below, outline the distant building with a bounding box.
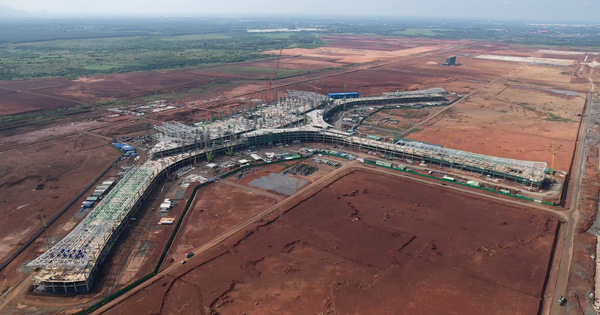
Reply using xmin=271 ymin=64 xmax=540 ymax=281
xmin=442 ymin=56 xmax=458 ymax=66
xmin=327 ymin=92 xmax=359 ymax=100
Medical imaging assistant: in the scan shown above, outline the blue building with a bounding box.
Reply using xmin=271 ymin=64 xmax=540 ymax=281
xmin=114 ymin=143 xmax=136 ymax=156
xmin=327 ymin=92 xmax=359 ymax=100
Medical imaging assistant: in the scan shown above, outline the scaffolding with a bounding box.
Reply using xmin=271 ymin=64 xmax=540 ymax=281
xmin=245 ymin=128 xmax=547 ymax=185
xmin=28 ymin=163 xmax=162 ymax=291
xmin=322 ymin=88 xmax=448 ymax=119
xmin=149 ymin=90 xmax=325 ymax=159
xmin=383 ymin=88 xmax=446 ymax=98
xmin=27 ymin=87 xmax=547 ymax=294
xmin=391 ymin=138 xmax=546 ymax=182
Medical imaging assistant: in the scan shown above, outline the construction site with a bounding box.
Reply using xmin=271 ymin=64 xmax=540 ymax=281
xmin=104 ymin=169 xmax=559 ymax=315
xmin=25 ymin=86 xmax=553 ymax=295
xmin=0 ymin=35 xmax=595 ymax=315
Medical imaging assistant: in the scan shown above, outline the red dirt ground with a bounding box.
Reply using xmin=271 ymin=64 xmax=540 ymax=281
xmin=238 ymin=56 xmax=341 ymax=70
xmin=166 ymin=182 xmax=278 ymax=264
xmin=0 ymin=87 xmax=81 ymax=116
xmin=321 ymin=35 xmax=416 ymax=51
xmin=266 ymin=45 xmax=448 ymax=64
xmin=280 ymin=51 xmax=521 ymax=97
xmin=0 ymin=78 xmax=71 ymax=91
xmin=320 ymin=35 xmax=468 ymax=51
xmin=0 ymin=135 xmax=119 ymax=264
xmin=105 ymin=169 xmax=559 ymax=315
xmin=42 ymin=70 xmax=243 ymax=103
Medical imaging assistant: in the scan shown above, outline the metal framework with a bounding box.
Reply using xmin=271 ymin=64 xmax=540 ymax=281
xmin=28 ymin=163 xmax=162 ymax=289
xmin=322 ymin=88 xmax=448 ymax=119
xmin=392 ymin=139 xmax=546 ymax=182
xmin=383 ymin=88 xmax=446 ymax=97
xmin=245 ymin=128 xmax=546 ymax=184
xmin=28 ymin=88 xmax=547 ymax=294
xmin=149 ymin=91 xmax=324 ymax=159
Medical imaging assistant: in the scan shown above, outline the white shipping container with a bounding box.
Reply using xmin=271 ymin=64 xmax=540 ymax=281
xmin=376 ymin=160 xmax=392 ymax=167
xmin=466 ymin=181 xmax=480 ymax=187
xmin=250 ymin=154 xmax=263 ymax=161
xmin=160 ymin=202 xmax=172 ymax=209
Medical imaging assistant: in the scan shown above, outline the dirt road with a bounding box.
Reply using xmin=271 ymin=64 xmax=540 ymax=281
xmin=92 ymin=162 xmax=357 ymax=314
xmin=548 ymin=88 xmax=595 ymax=314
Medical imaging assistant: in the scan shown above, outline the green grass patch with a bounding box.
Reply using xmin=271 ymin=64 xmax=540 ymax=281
xmin=83 ymin=65 xmax=121 ymax=70
xmin=542 ymin=112 xmax=573 ymax=122
xmin=393 ymin=28 xmax=451 ymax=37
xmin=160 ymin=34 xmax=232 ymax=41
xmin=253 ymin=33 xmax=295 ymax=39
xmin=515 ymin=102 xmax=537 ymax=111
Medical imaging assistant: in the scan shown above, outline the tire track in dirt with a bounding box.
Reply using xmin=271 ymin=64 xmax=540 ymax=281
xmin=94 ymin=161 xmax=567 ymax=314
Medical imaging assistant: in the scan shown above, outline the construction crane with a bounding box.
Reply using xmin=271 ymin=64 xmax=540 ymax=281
xmin=444 ymin=127 xmax=454 ymax=147
xmin=172 ymin=90 xmax=197 ymax=124
xmin=550 ymin=141 xmax=556 ymax=175
xmin=39 ymin=209 xmax=52 ymax=250
xmin=271 ymin=47 xmax=284 ymax=103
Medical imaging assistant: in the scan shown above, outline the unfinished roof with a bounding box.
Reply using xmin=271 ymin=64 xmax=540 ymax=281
xmin=28 ymin=163 xmax=162 ymax=277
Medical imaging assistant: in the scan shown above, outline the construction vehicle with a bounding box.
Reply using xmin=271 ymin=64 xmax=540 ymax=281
xmin=557 ymin=296 xmax=566 ymax=306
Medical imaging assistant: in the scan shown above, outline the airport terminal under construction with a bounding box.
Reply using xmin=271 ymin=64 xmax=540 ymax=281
xmin=27 ymin=88 xmax=548 ymax=294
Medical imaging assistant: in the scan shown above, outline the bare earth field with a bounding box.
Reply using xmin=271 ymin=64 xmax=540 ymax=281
xmin=237 ymin=56 xmax=340 ymax=71
xmin=104 ymin=170 xmax=559 ymax=315
xmin=265 ymin=45 xmax=449 ymax=64
xmin=320 ymin=35 xmax=420 ymax=51
xmin=44 ymin=70 xmax=244 ymax=104
xmin=0 ymin=87 xmax=81 ymax=116
xmin=0 ymin=135 xmax=118 ymax=263
xmin=0 ymin=120 xmax=107 ymax=148
xmin=0 ymin=135 xmax=119 ymax=301
xmin=167 ymin=181 xmax=278 ymax=263
xmin=357 ymin=107 xmax=447 ymax=138
xmin=407 ymin=64 xmax=588 ymax=171
xmin=282 ymin=51 xmax=521 ymax=96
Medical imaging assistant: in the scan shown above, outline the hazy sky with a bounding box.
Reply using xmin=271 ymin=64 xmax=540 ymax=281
xmin=1 ymin=0 xmax=598 ymax=22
